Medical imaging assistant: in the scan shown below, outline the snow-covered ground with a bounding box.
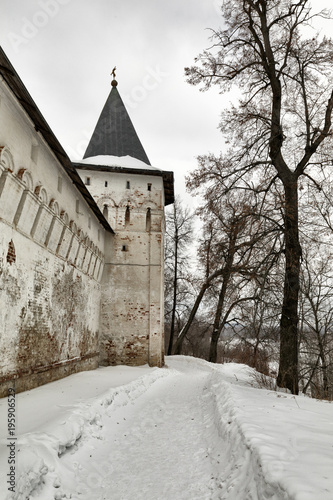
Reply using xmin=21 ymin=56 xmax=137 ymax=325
xmin=0 ymin=356 xmax=332 ymax=500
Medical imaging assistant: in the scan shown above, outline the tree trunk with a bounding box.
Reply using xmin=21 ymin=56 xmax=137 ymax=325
xmin=317 ymin=333 xmax=329 ymax=398
xmin=209 ymin=284 xmax=226 ymax=364
xmin=277 ymin=180 xmax=301 ymax=394
xmin=209 ymin=267 xmax=233 ymax=363
xmin=208 ymin=292 xmax=225 ymax=363
xmin=167 ymin=231 xmax=178 ymax=355
xmin=173 ymin=283 xmax=209 ymax=355
xmin=209 ymin=229 xmax=237 ymax=363
xmin=173 ymin=266 xmax=228 ymax=355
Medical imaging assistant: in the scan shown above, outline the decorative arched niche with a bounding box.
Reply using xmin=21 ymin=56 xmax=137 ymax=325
xmin=60 ymin=210 xmax=69 ymax=226
xmin=96 ymin=197 xmax=117 ymax=230
xmin=0 ymin=147 xmax=15 ymax=173
xmin=69 ymin=220 xmax=78 ymax=235
xmin=49 ymin=199 xmax=60 ymax=216
xmin=97 ymin=196 xmax=116 ymax=210
xmin=17 ymin=169 xmax=33 ymax=191
xmin=34 ymin=185 xmax=48 ymax=204
xmin=119 ymin=197 xmax=137 ymax=210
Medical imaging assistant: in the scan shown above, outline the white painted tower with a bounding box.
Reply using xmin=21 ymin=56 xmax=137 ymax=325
xmin=75 ymin=73 xmax=173 ymax=367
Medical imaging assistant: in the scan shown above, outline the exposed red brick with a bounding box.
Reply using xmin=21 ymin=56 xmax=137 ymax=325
xmin=6 ymin=240 xmax=16 ymax=264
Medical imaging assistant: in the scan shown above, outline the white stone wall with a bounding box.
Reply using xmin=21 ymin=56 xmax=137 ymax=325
xmin=0 ymin=68 xmax=167 ymax=396
xmin=0 ymin=77 xmax=106 ymax=396
xmin=77 ymin=168 xmax=165 ymax=367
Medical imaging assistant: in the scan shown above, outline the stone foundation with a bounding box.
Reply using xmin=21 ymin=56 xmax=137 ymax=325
xmin=0 ymin=353 xmax=98 ymax=398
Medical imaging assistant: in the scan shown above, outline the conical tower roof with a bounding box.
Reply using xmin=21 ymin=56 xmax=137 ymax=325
xmin=83 ymin=79 xmax=151 ymax=165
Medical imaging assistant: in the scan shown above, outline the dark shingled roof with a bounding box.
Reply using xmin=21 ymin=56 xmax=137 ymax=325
xmin=83 ymin=85 xmax=151 ymax=165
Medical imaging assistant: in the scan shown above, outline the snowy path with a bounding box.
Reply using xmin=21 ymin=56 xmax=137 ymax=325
xmin=2 ymin=356 xmax=333 ymax=499
xmin=60 ymin=360 xmax=228 ymax=499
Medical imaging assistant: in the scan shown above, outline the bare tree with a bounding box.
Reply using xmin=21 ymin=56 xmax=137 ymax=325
xmin=174 ymin=188 xmax=280 ymax=357
xmin=299 ymin=248 xmax=333 ymax=398
xmin=233 ymin=258 xmax=283 ymax=375
xmin=185 ymin=0 xmax=333 ymax=393
xmin=164 ymin=197 xmax=193 ymax=355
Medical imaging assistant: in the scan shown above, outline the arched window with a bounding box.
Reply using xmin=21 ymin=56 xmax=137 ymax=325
xmin=103 ymin=204 xmax=108 ymax=219
xmin=146 ymin=207 xmax=151 ymax=232
xmin=125 ymin=205 xmax=130 ymax=226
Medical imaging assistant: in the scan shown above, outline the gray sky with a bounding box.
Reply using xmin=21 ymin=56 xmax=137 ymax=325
xmin=1 ymin=0 xmax=226 ymax=206
xmin=1 ymin=0 xmax=332 ymax=206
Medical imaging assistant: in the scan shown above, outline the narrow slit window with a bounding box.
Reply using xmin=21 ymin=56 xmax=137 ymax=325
xmin=126 ymin=181 xmax=130 ymax=189
xmin=85 ymin=177 xmax=91 ymax=186
xmin=147 ymin=183 xmax=152 ymax=191
xmin=103 ymin=204 xmax=108 ymax=219
xmin=146 ymin=207 xmax=151 ymax=231
xmin=122 ymin=245 xmax=128 ymax=252
xmin=125 ymin=206 xmax=130 ymax=226
xmin=105 ymin=181 xmax=108 ymax=187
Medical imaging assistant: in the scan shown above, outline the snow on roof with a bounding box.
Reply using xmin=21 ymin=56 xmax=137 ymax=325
xmin=77 ymin=155 xmax=161 ymax=171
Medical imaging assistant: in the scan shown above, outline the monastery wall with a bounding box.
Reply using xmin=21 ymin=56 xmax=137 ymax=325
xmin=0 ymin=77 xmax=106 ymax=397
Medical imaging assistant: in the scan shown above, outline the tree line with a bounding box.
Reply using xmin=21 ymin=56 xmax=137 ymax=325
xmin=165 ymin=0 xmax=333 ymax=397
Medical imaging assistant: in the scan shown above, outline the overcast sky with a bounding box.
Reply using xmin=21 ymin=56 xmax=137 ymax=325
xmin=1 ymin=0 xmax=332 ymax=207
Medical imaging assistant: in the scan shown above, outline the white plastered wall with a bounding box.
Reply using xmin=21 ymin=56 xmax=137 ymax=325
xmin=77 ymin=168 xmax=165 ymax=367
xmin=0 ymin=77 xmax=106 ymax=395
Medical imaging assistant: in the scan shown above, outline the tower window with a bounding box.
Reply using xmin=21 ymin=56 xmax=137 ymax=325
xmin=126 ymin=181 xmax=130 ymax=189
xmin=146 ymin=207 xmax=151 ymax=232
xmin=103 ymin=204 xmax=108 ymax=219
xmin=57 ymin=176 xmax=62 ymax=193
xmin=105 ymin=181 xmax=108 ymax=187
xmin=147 ymin=183 xmax=152 ymax=191
xmin=122 ymin=244 xmax=128 ymax=252
xmin=125 ymin=205 xmax=130 ymax=226
xmin=85 ymin=177 xmax=91 ymax=186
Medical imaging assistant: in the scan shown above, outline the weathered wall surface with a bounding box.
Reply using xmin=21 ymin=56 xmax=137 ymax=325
xmin=0 ymin=62 xmax=168 ymax=397
xmin=77 ymin=168 xmax=165 ymax=367
xmin=0 ymin=78 xmax=106 ymax=397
